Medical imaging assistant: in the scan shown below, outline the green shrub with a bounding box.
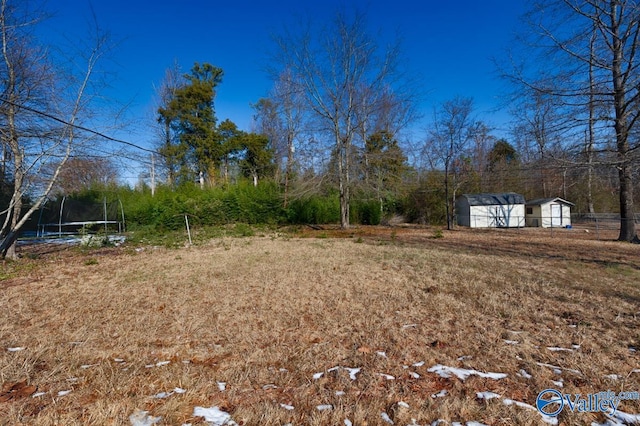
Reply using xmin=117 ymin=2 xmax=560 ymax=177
xmin=287 ymin=195 xmax=340 ymax=224
xmin=351 ymin=200 xmax=382 ymax=225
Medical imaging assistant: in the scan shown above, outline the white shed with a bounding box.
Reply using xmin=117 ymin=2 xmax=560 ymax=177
xmin=525 ymin=197 xmax=574 ymax=228
xmin=456 ymin=193 xmax=526 ymax=228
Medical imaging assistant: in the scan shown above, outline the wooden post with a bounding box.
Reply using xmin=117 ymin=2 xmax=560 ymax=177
xmin=58 ymin=196 xmax=66 ymax=237
xmin=185 ymin=215 xmax=192 ymax=245
xmin=150 ymin=154 xmax=156 ymax=197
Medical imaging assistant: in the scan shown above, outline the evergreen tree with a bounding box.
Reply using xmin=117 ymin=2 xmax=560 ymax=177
xmin=158 ymin=62 xmax=223 ymax=186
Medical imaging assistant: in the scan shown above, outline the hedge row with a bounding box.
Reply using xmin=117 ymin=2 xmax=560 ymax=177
xmin=89 ymin=182 xmax=384 ymax=232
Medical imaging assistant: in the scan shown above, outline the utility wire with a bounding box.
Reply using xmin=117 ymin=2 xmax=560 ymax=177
xmin=0 ymin=96 xmax=159 ymax=155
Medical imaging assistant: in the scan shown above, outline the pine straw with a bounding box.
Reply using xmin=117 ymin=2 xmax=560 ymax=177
xmin=0 ymin=227 xmax=639 ymax=425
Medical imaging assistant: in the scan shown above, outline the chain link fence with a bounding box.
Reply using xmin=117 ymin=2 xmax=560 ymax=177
xmin=456 ymin=213 xmax=639 ymax=240
xmin=571 ymin=213 xmax=640 ymax=240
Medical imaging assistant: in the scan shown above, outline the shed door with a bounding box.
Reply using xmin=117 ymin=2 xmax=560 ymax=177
xmin=551 ymin=204 xmax=562 ymax=227
xmin=494 ymin=207 xmax=507 ymax=227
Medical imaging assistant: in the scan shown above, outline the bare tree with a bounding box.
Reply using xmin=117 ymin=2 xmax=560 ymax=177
xmin=510 ymin=0 xmax=640 ymax=242
xmin=154 ymin=61 xmax=184 ymax=187
xmin=272 ymin=9 xmax=413 ymax=228
xmin=510 ymin=88 xmax=565 ymax=198
xmin=254 ymin=68 xmax=305 ymax=207
xmin=0 ymin=0 xmax=113 ymax=258
xmin=47 ymin=157 xmax=118 ymax=196
xmin=426 ymin=96 xmax=476 ymax=230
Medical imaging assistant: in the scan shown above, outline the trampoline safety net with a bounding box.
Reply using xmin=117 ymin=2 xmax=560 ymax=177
xmin=37 ymin=197 xmax=125 ymax=237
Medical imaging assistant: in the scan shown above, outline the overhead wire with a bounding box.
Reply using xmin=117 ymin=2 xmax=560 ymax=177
xmin=0 ymin=96 xmax=159 ymax=155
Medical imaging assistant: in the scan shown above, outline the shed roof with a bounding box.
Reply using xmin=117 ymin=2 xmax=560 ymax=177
xmin=526 ymin=197 xmax=575 ymax=207
xmin=460 ymin=193 xmax=525 ymax=206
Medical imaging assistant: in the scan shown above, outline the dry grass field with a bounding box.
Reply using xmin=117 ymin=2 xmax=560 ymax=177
xmin=1 ymin=225 xmax=639 ymax=425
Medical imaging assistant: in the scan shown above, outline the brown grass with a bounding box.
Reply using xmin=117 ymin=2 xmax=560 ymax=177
xmin=0 ymin=226 xmax=639 ymax=425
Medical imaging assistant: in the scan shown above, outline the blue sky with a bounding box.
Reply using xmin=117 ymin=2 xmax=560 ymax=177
xmin=40 ymin=0 xmax=528 ymax=159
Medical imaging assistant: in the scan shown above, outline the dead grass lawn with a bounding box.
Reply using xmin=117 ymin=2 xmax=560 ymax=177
xmin=0 ymin=226 xmax=639 ymax=425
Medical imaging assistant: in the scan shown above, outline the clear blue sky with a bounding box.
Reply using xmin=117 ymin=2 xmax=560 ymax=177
xmin=39 ymin=0 xmax=528 ymax=159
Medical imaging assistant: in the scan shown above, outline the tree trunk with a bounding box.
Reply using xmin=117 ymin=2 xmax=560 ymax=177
xmin=610 ymin=1 xmax=637 ymax=242
xmin=444 ymin=162 xmax=451 ymax=231
xmin=618 ymin=160 xmax=636 ymax=241
xmin=587 ymin=26 xmax=596 ymax=215
xmin=338 ymin=140 xmax=350 ymax=229
xmin=283 ymin=132 xmax=294 ymax=208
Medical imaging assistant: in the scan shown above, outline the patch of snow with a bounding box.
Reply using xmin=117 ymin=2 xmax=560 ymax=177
xmin=313 ymin=372 xmax=324 ymax=380
xmin=427 ymin=364 xmax=507 ymax=381
xmin=279 ymin=368 xmax=288 ymax=372
xmin=279 ymin=403 xmax=294 ymax=410
xmin=466 ymin=422 xmax=489 ymax=426
xmin=431 ymin=420 xmax=447 ymax=426
xmin=316 ymin=404 xmax=333 ymax=411
xmin=504 ymin=340 xmax=519 ymax=345
xmin=193 ymin=406 xmax=238 ymax=426
xmin=57 ymin=390 xmax=71 ymax=397
xmin=153 ymin=391 xmax=173 ymax=399
xmin=262 ymin=384 xmax=277 ymax=390
xmin=402 ymin=324 xmax=418 ymax=329
xmin=518 ymin=369 xmax=532 ymax=379
xmin=503 ymin=398 xmax=558 ymax=425
xmin=572 ymin=344 xmax=581 ymax=349
xmin=409 ymin=372 xmax=420 ymax=379
xmin=376 ymin=351 xmax=387 ymax=358
xmin=32 ymin=392 xmax=46 ymax=398
xmin=604 ymin=374 xmax=619 ymax=380
xmin=551 ymin=380 xmax=564 ymax=388
xmin=457 ymin=355 xmax=472 ymax=361
xmin=547 ymin=347 xmax=573 ymax=352
xmin=344 ymin=420 xmax=353 ymax=426
xmin=80 ymin=364 xmax=97 ymax=369
xmin=412 ymin=361 xmax=425 ymax=367
xmin=155 ymin=361 xmax=170 ymax=367
xmin=217 ymin=382 xmax=226 ymax=391
xmin=605 ymin=409 xmax=640 ymax=424
xmin=336 ymin=390 xmax=346 ymax=396
xmin=536 ymin=362 xmax=582 ymax=376
xmin=381 ymin=412 xmax=394 ymax=424
xmin=398 ymin=401 xmax=410 ymax=408
xmin=345 ymin=367 xmax=361 ymax=380
xmin=378 ymin=373 xmax=395 ymax=380
xmin=477 ymin=391 xmax=501 ymax=400
xmin=431 ymin=390 xmax=447 ymax=398
xmin=114 ymin=358 xmax=125 ymax=363
xmin=7 ymin=347 xmax=25 ymax=352
xmin=152 ymin=386 xmax=186 ymax=398
xmin=129 ymin=409 xmax=161 ymax=426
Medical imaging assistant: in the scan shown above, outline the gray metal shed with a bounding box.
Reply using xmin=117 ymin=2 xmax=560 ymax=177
xmin=456 ymin=193 xmax=526 ymax=228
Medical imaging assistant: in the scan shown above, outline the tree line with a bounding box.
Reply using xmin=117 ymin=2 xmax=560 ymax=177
xmin=1 ymin=0 xmax=639 ymax=259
